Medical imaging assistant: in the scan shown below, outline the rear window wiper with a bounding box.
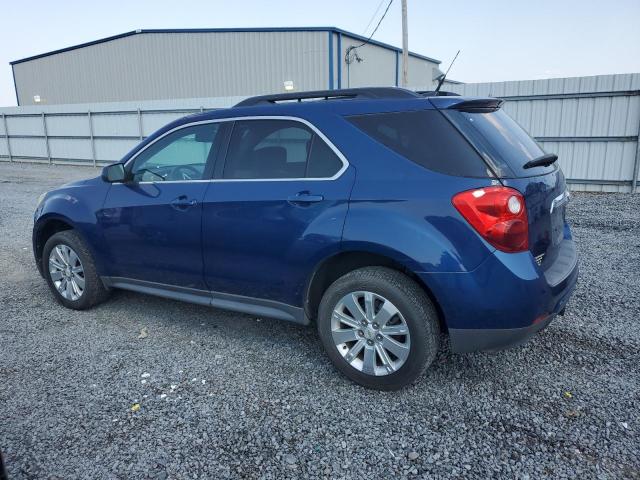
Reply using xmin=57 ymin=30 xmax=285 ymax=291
xmin=522 ymin=153 xmax=558 ymax=169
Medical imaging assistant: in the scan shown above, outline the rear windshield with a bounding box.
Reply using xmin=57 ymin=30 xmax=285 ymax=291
xmin=443 ymin=109 xmax=555 ymax=177
xmin=346 ymin=110 xmax=494 ymax=178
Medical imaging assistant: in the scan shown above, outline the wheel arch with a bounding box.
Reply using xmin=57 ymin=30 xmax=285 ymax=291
xmin=33 ymin=214 xmax=79 ymax=276
xmin=304 ymin=249 xmax=447 ymax=332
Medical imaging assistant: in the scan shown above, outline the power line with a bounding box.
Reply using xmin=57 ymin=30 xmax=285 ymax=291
xmin=362 ymin=0 xmax=386 ymax=36
xmin=351 ymin=0 xmax=394 ymax=51
xmin=345 ymin=0 xmax=394 ymax=87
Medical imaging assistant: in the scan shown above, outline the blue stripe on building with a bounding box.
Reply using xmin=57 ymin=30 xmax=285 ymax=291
xmin=328 ymin=32 xmax=334 ymax=90
xmin=337 ymin=33 xmax=342 ymax=89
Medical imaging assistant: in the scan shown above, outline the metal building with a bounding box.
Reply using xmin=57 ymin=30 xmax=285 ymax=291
xmin=10 ymin=27 xmax=443 ymax=106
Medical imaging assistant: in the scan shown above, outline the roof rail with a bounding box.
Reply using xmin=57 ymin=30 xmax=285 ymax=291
xmin=416 ymin=90 xmax=460 ymax=97
xmin=235 ymin=87 xmax=420 ymax=107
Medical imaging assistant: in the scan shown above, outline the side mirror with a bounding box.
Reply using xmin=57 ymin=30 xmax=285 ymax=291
xmin=101 ymin=163 xmax=126 ymax=183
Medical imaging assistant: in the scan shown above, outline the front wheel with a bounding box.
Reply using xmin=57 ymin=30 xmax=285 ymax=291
xmin=317 ymin=267 xmax=440 ymax=390
xmin=42 ymin=230 xmax=110 ymax=310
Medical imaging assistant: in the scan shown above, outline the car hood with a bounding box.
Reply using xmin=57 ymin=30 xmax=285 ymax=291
xmin=59 ymin=176 xmax=101 ymax=189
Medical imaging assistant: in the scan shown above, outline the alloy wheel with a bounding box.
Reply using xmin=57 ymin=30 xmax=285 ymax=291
xmin=331 ymin=291 xmax=411 ymax=376
xmin=48 ymin=244 xmax=85 ymax=301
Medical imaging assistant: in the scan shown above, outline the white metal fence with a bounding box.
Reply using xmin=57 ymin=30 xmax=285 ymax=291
xmin=0 ymin=96 xmax=243 ymax=168
xmin=1 ymin=74 xmax=639 ymax=192
xmin=448 ymin=74 xmax=640 ymax=193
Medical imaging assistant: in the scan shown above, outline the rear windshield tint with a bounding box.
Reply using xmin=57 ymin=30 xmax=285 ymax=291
xmin=443 ymin=109 xmax=555 ymax=177
xmin=346 ymin=110 xmax=493 ymax=178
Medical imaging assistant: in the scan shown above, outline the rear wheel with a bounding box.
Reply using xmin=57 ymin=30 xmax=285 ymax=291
xmin=42 ymin=230 xmax=110 ymax=310
xmin=317 ymin=267 xmax=440 ymax=390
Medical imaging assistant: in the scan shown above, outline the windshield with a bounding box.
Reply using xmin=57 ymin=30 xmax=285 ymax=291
xmin=444 ymin=109 xmax=556 ymax=177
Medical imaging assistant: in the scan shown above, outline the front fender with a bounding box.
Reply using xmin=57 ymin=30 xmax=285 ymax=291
xmin=33 ymin=212 xmax=80 ymax=274
xmin=33 ymin=179 xmax=110 ymax=275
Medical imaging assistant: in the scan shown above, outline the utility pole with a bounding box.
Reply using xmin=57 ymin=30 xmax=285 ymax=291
xmin=401 ymin=0 xmax=409 ymax=87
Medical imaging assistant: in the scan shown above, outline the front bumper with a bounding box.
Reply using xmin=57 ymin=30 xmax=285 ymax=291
xmin=419 ymin=237 xmax=578 ymax=353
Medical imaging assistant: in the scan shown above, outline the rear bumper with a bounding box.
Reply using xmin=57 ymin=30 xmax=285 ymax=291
xmin=449 ymin=314 xmax=555 ymax=353
xmin=419 ymin=237 xmax=578 ymax=353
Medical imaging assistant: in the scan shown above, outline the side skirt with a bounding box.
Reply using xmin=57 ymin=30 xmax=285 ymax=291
xmin=101 ymin=276 xmax=309 ymax=325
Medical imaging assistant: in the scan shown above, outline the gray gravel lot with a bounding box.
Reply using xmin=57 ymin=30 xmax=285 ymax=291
xmin=1 ymin=162 xmax=638 ymax=479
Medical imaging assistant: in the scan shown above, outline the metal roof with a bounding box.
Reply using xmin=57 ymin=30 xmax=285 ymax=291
xmin=10 ymin=27 xmax=441 ymax=65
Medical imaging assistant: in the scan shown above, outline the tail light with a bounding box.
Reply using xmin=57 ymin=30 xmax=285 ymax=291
xmin=452 ymin=186 xmax=529 ymax=253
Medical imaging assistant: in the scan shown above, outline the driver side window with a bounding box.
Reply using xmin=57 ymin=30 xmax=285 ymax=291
xmin=131 ymin=123 xmax=220 ymax=182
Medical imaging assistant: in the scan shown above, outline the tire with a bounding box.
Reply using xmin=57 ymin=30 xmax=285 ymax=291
xmin=42 ymin=230 xmax=110 ymax=310
xmin=317 ymin=267 xmax=440 ymax=390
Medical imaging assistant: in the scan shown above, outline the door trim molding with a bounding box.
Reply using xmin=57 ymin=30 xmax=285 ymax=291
xmin=101 ymin=276 xmax=309 ymax=325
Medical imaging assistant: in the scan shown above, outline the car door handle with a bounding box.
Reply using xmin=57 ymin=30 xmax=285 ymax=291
xmin=287 ymin=192 xmax=324 ymax=205
xmin=170 ymin=195 xmax=198 ymax=210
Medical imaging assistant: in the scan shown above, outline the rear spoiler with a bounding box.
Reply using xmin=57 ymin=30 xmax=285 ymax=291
xmin=447 ymin=98 xmax=504 ymax=113
xmin=416 ymin=90 xmax=460 ymax=97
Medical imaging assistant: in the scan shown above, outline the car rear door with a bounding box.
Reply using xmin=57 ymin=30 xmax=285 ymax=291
xmin=201 ymin=117 xmax=354 ymax=307
xmin=98 ymin=122 xmax=229 ymax=290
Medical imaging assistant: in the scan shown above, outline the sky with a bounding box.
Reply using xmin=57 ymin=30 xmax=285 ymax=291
xmin=1 ymin=0 xmax=639 ymax=106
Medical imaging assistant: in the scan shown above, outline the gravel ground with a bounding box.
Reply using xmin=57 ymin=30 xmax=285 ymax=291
xmin=1 ymin=162 xmax=638 ymax=479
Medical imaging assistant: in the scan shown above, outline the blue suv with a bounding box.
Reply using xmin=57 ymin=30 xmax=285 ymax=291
xmin=33 ymin=88 xmax=578 ymax=390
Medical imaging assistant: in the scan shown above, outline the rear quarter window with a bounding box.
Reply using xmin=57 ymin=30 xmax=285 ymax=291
xmin=346 ymin=110 xmax=493 ymax=178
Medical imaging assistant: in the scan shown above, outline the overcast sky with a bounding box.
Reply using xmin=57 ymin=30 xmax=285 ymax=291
xmin=1 ymin=0 xmax=639 ymax=106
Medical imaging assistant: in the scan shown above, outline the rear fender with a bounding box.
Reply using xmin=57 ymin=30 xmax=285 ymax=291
xmin=342 ymin=197 xmax=494 ymax=274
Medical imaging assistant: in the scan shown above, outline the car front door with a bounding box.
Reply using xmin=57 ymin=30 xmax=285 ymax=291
xmin=201 ymin=118 xmax=354 ymax=307
xmin=98 ymin=122 xmax=228 ymax=290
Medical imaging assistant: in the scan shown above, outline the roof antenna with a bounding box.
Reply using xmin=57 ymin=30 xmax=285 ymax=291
xmin=434 ymin=50 xmax=460 ymax=96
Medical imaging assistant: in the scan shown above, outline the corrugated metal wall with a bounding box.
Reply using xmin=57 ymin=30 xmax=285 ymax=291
xmin=335 ymin=33 xmax=439 ymax=89
xmin=339 ymin=35 xmax=397 ymax=88
xmin=2 ymin=74 xmax=639 ymax=192
xmin=12 ymin=31 xmax=330 ymax=105
xmin=13 ymin=29 xmax=440 ymax=106
xmin=13 ymin=30 xmax=440 ymax=105
xmin=407 ymin=55 xmax=438 ymax=90
xmin=448 ymin=74 xmax=640 ymax=193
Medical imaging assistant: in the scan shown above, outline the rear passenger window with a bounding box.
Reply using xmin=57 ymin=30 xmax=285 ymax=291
xmin=223 ymin=119 xmax=343 ymax=179
xmin=307 ymin=135 xmax=344 ymax=178
xmin=347 ymin=110 xmax=493 ymax=178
